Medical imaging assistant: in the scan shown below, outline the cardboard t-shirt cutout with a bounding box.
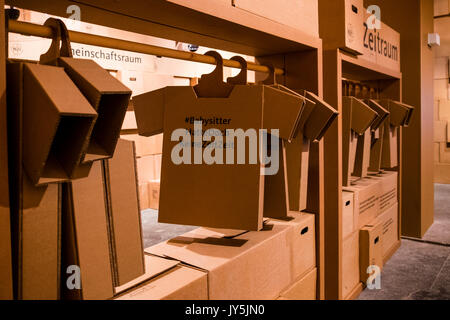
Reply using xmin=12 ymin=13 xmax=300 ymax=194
xmin=134 ymin=85 xmax=304 ymax=231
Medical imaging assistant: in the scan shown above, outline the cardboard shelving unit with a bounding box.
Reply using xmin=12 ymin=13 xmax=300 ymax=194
xmin=4 ymin=0 xmax=327 ymax=299
xmin=323 ymin=50 xmax=403 ymax=300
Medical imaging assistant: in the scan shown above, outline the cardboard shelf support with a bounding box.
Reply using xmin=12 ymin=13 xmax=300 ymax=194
xmin=7 ymin=20 xmax=284 ymax=75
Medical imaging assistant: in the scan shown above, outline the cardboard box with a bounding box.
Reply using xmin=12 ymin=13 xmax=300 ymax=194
xmin=7 ymin=62 xmax=97 ymax=186
xmin=319 ymin=0 xmax=365 ymax=55
xmin=136 ymin=155 xmax=158 ymax=184
xmin=134 ymin=85 xmax=304 ymax=230
xmin=344 ymin=177 xmax=381 ymax=229
xmin=377 ymin=203 xmax=399 ymax=258
xmin=434 ymin=120 xmax=447 ymax=142
xmin=439 ymin=100 xmax=450 ymax=121
xmin=278 ymin=268 xmax=317 ymax=300
xmin=367 ymin=171 xmax=398 ymax=215
xmin=115 ymin=264 xmax=208 ymax=300
xmin=103 ymin=139 xmax=145 ymax=286
xmin=139 ymin=183 xmax=149 ymax=210
xmin=342 ymin=230 xmax=360 ymax=299
xmin=57 ymin=57 xmax=132 ymax=163
xmin=342 ymin=191 xmax=355 ymax=240
xmin=342 ymin=97 xmax=378 ymax=186
xmin=61 ymin=162 xmax=114 ymax=300
xmin=146 ymin=213 xmax=315 ymax=300
xmin=114 ymin=254 xmax=179 ymax=295
xmin=232 ymin=0 xmax=319 ymax=37
xmin=148 ymin=180 xmax=160 ymax=210
xmin=359 ymin=222 xmax=383 ymax=284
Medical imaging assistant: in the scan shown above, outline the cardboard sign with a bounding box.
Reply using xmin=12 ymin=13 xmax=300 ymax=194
xmin=134 ymin=85 xmax=304 ymax=230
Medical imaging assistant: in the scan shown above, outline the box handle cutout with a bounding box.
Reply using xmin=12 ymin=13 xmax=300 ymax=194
xmin=374 ymin=236 xmax=380 ymax=244
xmin=352 ymin=5 xmax=358 ymax=14
xmin=346 ymin=200 xmax=351 ymax=206
xmin=301 ymin=227 xmax=309 ymax=235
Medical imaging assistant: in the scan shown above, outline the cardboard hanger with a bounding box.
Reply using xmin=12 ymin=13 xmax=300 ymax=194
xmin=194 ymin=51 xmax=234 ymax=98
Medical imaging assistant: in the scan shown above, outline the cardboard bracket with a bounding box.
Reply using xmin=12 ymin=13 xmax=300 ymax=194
xmin=227 ymin=56 xmax=248 ymax=85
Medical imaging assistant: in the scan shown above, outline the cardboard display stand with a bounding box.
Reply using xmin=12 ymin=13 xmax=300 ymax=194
xmin=134 ymin=52 xmax=305 ymax=230
xmin=41 ymin=18 xmax=132 ymax=164
xmin=342 ymin=97 xmax=378 ymax=186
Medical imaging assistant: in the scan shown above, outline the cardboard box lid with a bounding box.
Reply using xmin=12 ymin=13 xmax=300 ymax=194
xmin=115 ymin=254 xmax=179 ymax=294
xmin=115 ymin=264 xmax=208 ymax=300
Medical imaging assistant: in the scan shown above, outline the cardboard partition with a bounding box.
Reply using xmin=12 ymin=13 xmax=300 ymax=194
xmin=342 ymin=191 xmax=355 ymax=240
xmin=278 ymin=268 xmax=317 ymax=300
xmin=146 ymin=213 xmax=315 ymax=300
xmin=134 ymin=85 xmax=304 ymax=230
xmin=103 ymin=139 xmax=145 ymax=286
xmin=115 ymin=265 xmax=208 ymax=300
xmin=342 ymin=97 xmax=378 ymax=186
xmin=367 ymin=171 xmax=398 ymax=215
xmin=7 ymin=62 xmax=97 ymax=186
xmin=377 ymin=203 xmax=399 ymax=258
xmin=12 ymin=177 xmax=61 ymax=300
xmin=343 ymin=177 xmax=381 ymax=229
xmin=342 ymin=230 xmax=360 ymax=299
xmin=359 ymin=223 xmax=383 ymax=284
xmin=58 ymin=58 xmax=132 ymax=163
xmin=319 ymin=0 xmax=365 ymax=55
xmin=61 ymin=162 xmax=114 ymax=300
xmin=148 ymin=180 xmax=160 ymax=210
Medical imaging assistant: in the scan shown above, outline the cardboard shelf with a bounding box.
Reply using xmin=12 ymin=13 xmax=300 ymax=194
xmin=7 ymin=0 xmax=321 ymax=56
xmin=341 ymin=53 xmax=402 ymax=81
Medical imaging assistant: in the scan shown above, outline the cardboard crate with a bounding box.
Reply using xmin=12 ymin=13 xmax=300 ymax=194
xmin=342 ymin=230 xmax=360 ymax=299
xmin=319 ymin=0 xmax=365 ymax=55
xmin=344 ymin=177 xmax=381 ymax=229
xmin=278 ymin=268 xmax=317 ymax=300
xmin=377 ymin=203 xmax=399 ymax=258
xmin=359 ymin=222 xmax=383 ymax=284
xmin=146 ymin=213 xmax=315 ymax=300
xmin=232 ymin=0 xmax=319 ymax=37
xmin=7 ymin=62 xmax=97 ymax=186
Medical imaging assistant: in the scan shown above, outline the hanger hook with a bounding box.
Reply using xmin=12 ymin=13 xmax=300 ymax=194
xmin=261 ymin=62 xmax=276 ymax=85
xmin=40 ymin=18 xmax=73 ymax=65
xmin=227 ymin=56 xmax=248 ymax=85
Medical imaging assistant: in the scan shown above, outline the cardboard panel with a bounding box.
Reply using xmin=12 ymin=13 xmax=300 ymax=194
xmin=439 ymin=142 xmax=450 ymax=164
xmin=434 ymin=121 xmax=447 ymax=142
xmin=58 ymin=58 xmax=132 ymax=163
xmin=139 ymin=183 xmax=149 ymax=210
xmin=435 ymin=142 xmax=441 ymax=163
xmin=439 ymin=100 xmax=450 ymax=121
xmin=342 ymin=191 xmax=355 ymax=240
xmin=303 ymin=91 xmax=339 ymax=142
xmin=368 ymin=171 xmax=398 ymax=215
xmin=342 ymin=230 xmax=359 ymax=299
xmin=62 ymin=162 xmax=114 ymax=300
xmin=17 ymin=179 xmax=61 ymax=300
xmin=148 ymin=180 xmax=160 ymax=210
xmin=359 ymin=223 xmax=383 ymax=284
xmin=377 ymin=203 xmax=399 ymax=258
xmin=278 ymin=268 xmax=317 ymax=300
xmin=353 ymin=128 xmax=372 ymax=179
xmin=233 ymin=0 xmax=319 ymax=37
xmin=0 ymin=207 xmax=12 ymax=300
xmin=104 ymin=139 xmax=145 ymax=286
xmin=115 ymin=265 xmax=208 ymax=300
xmin=122 ymin=134 xmax=164 ymax=157
xmin=114 ymin=255 xmax=179 ymax=295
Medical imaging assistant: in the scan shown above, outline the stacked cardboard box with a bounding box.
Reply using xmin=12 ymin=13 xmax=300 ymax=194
xmin=123 ymin=213 xmax=316 ymax=300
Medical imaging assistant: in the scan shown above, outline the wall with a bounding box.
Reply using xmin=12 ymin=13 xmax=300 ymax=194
xmin=364 ymin=0 xmax=435 ymax=238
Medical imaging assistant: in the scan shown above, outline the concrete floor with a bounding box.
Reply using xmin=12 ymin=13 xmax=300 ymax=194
xmin=358 ymin=184 xmax=450 ymax=300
